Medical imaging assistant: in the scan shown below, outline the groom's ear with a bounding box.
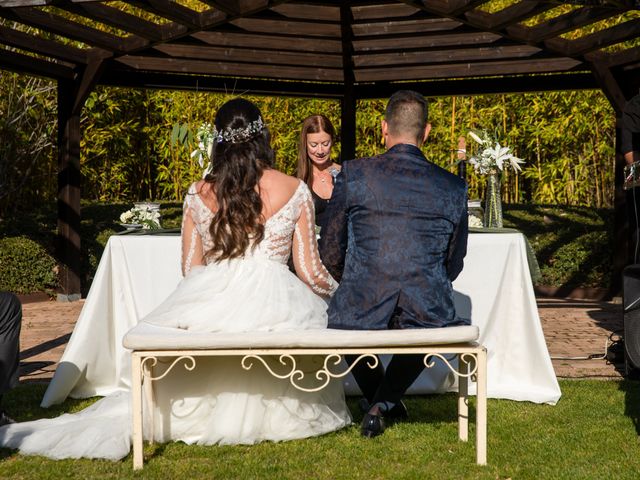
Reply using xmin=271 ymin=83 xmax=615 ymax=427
xmin=381 ymin=119 xmax=389 ymax=139
xmin=422 ymin=123 xmax=432 ymax=144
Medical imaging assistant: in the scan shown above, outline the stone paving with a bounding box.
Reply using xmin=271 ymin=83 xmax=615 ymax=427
xmin=17 ymin=296 xmax=625 ymax=384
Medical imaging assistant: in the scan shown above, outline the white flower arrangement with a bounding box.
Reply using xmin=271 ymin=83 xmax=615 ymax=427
xmin=120 ymin=205 xmax=161 ymax=229
xmin=467 ymin=130 xmax=524 ymax=175
xmin=468 ymin=214 xmax=483 ymax=229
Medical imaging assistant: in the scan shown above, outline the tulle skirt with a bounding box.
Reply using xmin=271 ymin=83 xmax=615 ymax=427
xmin=0 ymin=257 xmax=351 ymax=460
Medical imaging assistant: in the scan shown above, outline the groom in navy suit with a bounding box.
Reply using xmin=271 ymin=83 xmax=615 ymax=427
xmin=319 ymin=90 xmax=469 ymax=437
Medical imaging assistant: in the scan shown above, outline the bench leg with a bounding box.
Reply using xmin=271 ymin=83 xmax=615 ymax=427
xmin=143 ymin=360 xmax=154 ymax=445
xmin=476 ymin=348 xmax=487 ymax=466
xmin=132 ymin=352 xmax=144 ymax=470
xmin=458 ymin=354 xmax=469 ymax=442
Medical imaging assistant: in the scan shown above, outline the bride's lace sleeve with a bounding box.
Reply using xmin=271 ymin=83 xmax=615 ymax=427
xmin=181 ymin=193 xmax=205 ymax=277
xmin=292 ymin=185 xmax=338 ymax=298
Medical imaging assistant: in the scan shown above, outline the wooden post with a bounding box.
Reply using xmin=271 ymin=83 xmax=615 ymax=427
xmin=57 ymin=79 xmax=82 ymax=301
xmin=341 ymin=90 xmax=356 ymax=162
xmin=56 ymin=55 xmax=106 ymax=300
xmin=592 ymin=62 xmax=631 ymax=297
xmin=340 ymin=5 xmax=356 ymax=162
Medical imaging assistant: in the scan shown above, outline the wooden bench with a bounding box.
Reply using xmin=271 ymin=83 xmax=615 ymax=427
xmin=123 ymin=323 xmax=487 ymax=470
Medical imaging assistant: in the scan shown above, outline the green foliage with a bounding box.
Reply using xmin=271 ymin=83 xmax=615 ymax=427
xmin=1 ymin=380 xmax=640 ymax=479
xmin=503 ymin=204 xmax=613 ymax=288
xmin=0 ymin=77 xmax=617 ymax=213
xmin=0 ymin=72 xmax=57 ymax=216
xmin=0 ymin=236 xmax=58 ymax=294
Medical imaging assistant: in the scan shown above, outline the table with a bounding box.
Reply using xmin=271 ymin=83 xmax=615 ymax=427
xmin=41 ymin=233 xmax=561 ymax=407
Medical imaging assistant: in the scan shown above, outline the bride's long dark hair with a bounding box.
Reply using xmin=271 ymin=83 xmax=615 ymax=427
xmin=204 ymin=98 xmax=274 ymax=261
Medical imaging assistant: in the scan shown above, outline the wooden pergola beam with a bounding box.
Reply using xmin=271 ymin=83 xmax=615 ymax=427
xmin=547 ymin=18 xmax=640 ymax=57
xmin=0 ymin=46 xmax=74 ymax=78
xmin=114 ymin=54 xmax=343 ymax=81
xmin=0 ymin=23 xmax=87 ymax=64
xmin=465 ymin=1 xmax=555 ymax=30
xmin=352 ymin=44 xmax=543 ymax=67
xmin=60 ymin=2 xmax=167 ymax=42
xmin=508 ymin=6 xmax=622 ymax=43
xmin=340 ymin=3 xmax=356 ymax=162
xmin=97 ymin=68 xmax=599 ymax=97
xmin=0 ymin=7 xmax=145 ymax=52
xmin=190 ymin=30 xmax=343 ymax=53
xmin=152 ymin=43 xmax=343 ymax=68
xmin=355 ymin=56 xmax=583 ymax=82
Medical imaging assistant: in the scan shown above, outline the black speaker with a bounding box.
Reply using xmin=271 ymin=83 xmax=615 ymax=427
xmin=623 ymin=265 xmax=640 ymax=376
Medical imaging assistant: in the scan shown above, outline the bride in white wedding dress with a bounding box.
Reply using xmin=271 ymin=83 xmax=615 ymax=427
xmin=0 ymin=98 xmax=351 ymax=460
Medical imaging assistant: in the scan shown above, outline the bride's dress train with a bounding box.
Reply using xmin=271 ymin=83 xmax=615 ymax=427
xmin=0 ymin=180 xmax=351 ymax=460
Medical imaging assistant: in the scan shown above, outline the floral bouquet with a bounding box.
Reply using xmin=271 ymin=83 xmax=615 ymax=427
xmin=119 ymin=204 xmax=161 ymax=230
xmin=190 ymin=122 xmax=216 ymax=177
xmin=467 ymin=130 xmax=524 ymax=228
xmin=467 ymin=130 xmax=524 ymax=175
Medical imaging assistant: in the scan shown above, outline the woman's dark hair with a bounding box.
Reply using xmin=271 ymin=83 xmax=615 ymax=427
xmin=203 ymin=98 xmax=274 ymax=261
xmin=296 ymin=114 xmax=336 ymax=188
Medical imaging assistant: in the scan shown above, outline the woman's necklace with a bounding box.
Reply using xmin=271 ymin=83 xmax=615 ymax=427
xmin=316 ymin=169 xmax=333 ymax=183
xmin=318 ymin=166 xmax=338 ymax=183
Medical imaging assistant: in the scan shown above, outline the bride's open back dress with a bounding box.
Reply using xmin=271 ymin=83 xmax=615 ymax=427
xmin=0 ymin=179 xmax=351 ymax=460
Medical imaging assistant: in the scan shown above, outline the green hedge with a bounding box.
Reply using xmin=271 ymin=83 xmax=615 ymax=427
xmin=0 ymin=236 xmax=58 ymax=294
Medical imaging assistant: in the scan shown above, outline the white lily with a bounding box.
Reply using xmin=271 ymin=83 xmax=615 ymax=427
xmin=467 ymin=130 xmax=524 ymax=175
xmin=469 ymin=130 xmax=485 ymax=145
xmin=508 ymin=154 xmax=525 ymax=172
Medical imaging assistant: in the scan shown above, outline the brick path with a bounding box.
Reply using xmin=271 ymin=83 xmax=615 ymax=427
xmin=17 ymin=296 xmax=625 ymax=383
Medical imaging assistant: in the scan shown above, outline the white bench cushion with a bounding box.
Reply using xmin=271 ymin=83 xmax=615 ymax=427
xmin=123 ymin=322 xmax=479 ymax=351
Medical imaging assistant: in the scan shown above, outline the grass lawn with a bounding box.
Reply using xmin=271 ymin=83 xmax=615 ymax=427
xmin=1 ymin=379 xmax=639 ymax=479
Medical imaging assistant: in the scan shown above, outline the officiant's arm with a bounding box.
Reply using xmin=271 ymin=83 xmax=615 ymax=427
xmin=181 ymin=203 xmax=205 ymax=276
xmin=445 ymin=188 xmax=469 ymax=281
xmin=318 ymin=167 xmax=348 ymax=282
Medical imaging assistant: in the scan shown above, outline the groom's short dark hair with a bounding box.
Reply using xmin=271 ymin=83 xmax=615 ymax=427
xmin=385 ymin=90 xmax=429 ymax=141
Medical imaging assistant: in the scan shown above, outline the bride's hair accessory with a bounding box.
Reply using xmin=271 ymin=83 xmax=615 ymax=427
xmin=214 ymin=117 xmax=265 ymax=144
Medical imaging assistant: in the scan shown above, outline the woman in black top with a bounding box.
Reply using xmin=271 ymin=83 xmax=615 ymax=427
xmin=296 ymin=115 xmax=341 ymax=231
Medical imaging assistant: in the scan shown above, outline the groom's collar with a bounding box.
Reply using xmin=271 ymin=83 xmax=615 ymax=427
xmin=387 ymin=143 xmax=425 ymax=157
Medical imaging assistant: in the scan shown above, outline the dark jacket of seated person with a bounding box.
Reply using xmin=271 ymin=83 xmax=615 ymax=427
xmin=319 ymin=143 xmax=469 ymax=330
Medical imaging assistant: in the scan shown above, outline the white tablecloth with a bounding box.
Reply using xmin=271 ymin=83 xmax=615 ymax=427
xmin=41 ymin=233 xmax=561 ymax=407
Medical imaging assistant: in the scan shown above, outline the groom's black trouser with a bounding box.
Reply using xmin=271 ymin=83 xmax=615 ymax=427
xmin=0 ymin=292 xmax=21 ymax=395
xmin=345 ymin=353 xmax=425 ymax=406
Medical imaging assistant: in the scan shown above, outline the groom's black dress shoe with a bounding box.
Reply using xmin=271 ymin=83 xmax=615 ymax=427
xmin=361 ymin=412 xmax=385 ymax=438
xmin=358 ymin=398 xmax=408 ymax=421
xmin=0 ymin=410 xmax=15 ymax=427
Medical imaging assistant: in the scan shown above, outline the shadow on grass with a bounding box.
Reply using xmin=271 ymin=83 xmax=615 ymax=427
xmin=619 ymin=379 xmax=640 ymax=435
xmin=504 ymin=203 xmax=613 ymax=296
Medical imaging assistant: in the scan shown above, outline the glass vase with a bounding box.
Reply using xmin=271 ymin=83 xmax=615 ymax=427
xmin=483 ymin=173 xmax=503 ymax=228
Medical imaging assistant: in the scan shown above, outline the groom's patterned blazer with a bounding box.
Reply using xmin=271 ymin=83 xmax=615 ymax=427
xmin=318 ymin=143 xmax=469 ymax=330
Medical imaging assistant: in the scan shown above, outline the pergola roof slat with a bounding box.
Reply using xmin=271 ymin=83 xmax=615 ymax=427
xmin=355 ymin=56 xmax=584 ymax=82
xmin=351 ymin=17 xmax=464 ymax=36
xmin=0 ymin=7 xmax=138 ymax=51
xmin=270 ymin=3 xmax=339 ymax=21
xmin=0 ymin=45 xmax=74 ymax=78
xmin=114 ymin=54 xmax=344 ymax=81
xmin=351 ymin=3 xmax=420 ymax=20
xmin=230 ymin=16 xmax=341 ymax=37
xmin=465 ymin=2 xmax=556 ymax=31
xmin=352 ymin=31 xmax=502 ymax=51
xmin=548 ymin=18 xmax=640 ymax=57
xmin=153 ymin=43 xmax=343 ymax=68
xmin=60 ymin=2 xmax=166 ymax=42
xmin=353 ymin=44 xmax=543 ymax=67
xmin=190 ymin=30 xmax=342 ymax=53
xmin=0 ymin=23 xmax=87 ymax=63
xmin=509 ymin=6 xmax=625 ymax=43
